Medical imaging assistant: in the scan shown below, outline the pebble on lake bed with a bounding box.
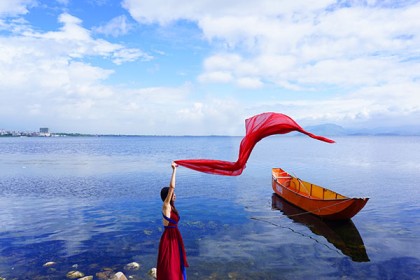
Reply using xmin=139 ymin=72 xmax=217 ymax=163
xmin=112 ymin=272 xmax=128 ymax=280
xmin=43 ymin=261 xmax=56 ymax=267
xmin=66 ymin=270 xmax=85 ymax=279
xmin=77 ymin=277 xmax=93 ymax=280
xmin=124 ymin=262 xmax=140 ymax=271
xmin=228 ymin=272 xmax=239 ymax=279
xmin=96 ymin=270 xmax=115 ymax=279
xmin=148 ymin=268 xmax=157 ymax=279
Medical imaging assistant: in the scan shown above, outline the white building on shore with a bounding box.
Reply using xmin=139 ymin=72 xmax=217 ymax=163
xmin=39 ymin=128 xmax=51 ymax=137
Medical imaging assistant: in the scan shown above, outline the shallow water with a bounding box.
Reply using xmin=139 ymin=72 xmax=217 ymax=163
xmin=0 ymin=136 xmax=419 ymax=279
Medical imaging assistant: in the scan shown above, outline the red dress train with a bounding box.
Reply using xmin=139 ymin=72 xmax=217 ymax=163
xmin=157 ymin=210 xmax=188 ymax=280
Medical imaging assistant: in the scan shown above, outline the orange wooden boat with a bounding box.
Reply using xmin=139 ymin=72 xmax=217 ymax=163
xmin=272 ymin=168 xmax=369 ymax=220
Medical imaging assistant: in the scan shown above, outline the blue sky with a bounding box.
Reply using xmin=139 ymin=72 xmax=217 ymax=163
xmin=0 ymin=0 xmax=419 ymax=135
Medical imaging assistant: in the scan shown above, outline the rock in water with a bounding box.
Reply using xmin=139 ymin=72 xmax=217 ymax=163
xmin=112 ymin=272 xmax=128 ymax=280
xmin=124 ymin=262 xmax=140 ymax=271
xmin=43 ymin=261 xmax=56 ymax=267
xmin=78 ymin=277 xmax=93 ymax=280
xmin=228 ymin=272 xmax=239 ymax=279
xmin=96 ymin=270 xmax=114 ymax=279
xmin=66 ymin=271 xmax=85 ymax=279
xmin=148 ymin=268 xmax=157 ymax=279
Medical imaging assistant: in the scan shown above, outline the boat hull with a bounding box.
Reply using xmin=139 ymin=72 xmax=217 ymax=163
xmin=272 ymin=168 xmax=368 ymax=220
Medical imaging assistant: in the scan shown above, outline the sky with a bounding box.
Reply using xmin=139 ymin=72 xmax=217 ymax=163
xmin=0 ymin=0 xmax=419 ymax=135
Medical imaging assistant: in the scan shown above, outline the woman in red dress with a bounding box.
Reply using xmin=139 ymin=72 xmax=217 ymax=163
xmin=157 ymin=162 xmax=188 ymax=280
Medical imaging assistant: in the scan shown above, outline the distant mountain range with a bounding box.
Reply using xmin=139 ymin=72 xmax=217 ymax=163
xmin=305 ymin=123 xmax=420 ymax=136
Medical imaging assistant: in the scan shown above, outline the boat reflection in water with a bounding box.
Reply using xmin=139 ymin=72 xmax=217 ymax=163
xmin=271 ymin=193 xmax=370 ymax=262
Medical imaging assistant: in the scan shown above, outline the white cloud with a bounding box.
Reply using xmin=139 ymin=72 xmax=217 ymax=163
xmin=199 ymin=53 xmax=261 ymax=85
xmin=236 ymin=77 xmax=263 ymax=89
xmin=246 ymin=79 xmax=420 ymax=129
xmin=1 ymin=1 xmax=419 ymax=134
xmin=0 ymin=8 xmax=243 ymax=135
xmin=123 ymin=0 xmax=420 ymax=130
xmin=93 ymin=15 xmax=132 ymax=37
xmin=0 ymin=31 xmax=115 ymax=93
xmin=0 ymin=0 xmax=36 ymax=17
xmin=203 ymin=54 xmax=242 ymax=70
xmin=198 ymin=71 xmax=233 ymax=83
xmin=123 ymin=0 xmax=420 ymax=89
xmin=112 ymin=47 xmax=152 ymax=65
xmin=122 ymin=0 xmax=335 ymax=24
xmin=0 ymin=12 xmax=166 ymax=134
xmin=176 ymin=98 xmax=244 ymax=135
xmin=196 ymin=5 xmax=420 ymax=90
xmin=19 ymin=13 xmax=151 ymax=64
xmin=44 ymin=13 xmax=90 ymax=41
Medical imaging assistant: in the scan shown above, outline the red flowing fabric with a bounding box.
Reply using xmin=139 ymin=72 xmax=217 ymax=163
xmin=175 ymin=112 xmax=334 ymax=176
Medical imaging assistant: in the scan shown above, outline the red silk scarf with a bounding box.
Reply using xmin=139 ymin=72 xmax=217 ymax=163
xmin=175 ymin=112 xmax=335 ymax=176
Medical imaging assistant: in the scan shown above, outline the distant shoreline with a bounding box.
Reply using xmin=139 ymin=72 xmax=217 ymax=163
xmin=4 ymin=124 xmax=420 ymax=138
xmin=3 ymin=123 xmax=420 ymax=137
xmin=1 ymin=133 xmax=420 ymax=138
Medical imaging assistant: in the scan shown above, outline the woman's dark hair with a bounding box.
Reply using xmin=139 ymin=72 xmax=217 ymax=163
xmin=160 ymin=187 xmax=178 ymax=214
xmin=160 ymin=187 xmax=170 ymax=202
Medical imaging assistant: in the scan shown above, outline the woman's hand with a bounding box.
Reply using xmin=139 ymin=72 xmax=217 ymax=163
xmin=168 ymin=162 xmax=177 ymax=191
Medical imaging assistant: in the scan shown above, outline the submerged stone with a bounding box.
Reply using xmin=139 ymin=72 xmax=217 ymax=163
xmin=78 ymin=277 xmax=93 ymax=280
xmin=124 ymin=262 xmax=140 ymax=271
xmin=66 ymin=270 xmax=85 ymax=279
xmin=148 ymin=268 xmax=157 ymax=279
xmin=43 ymin=261 xmax=56 ymax=267
xmin=96 ymin=270 xmax=114 ymax=279
xmin=112 ymin=272 xmax=128 ymax=280
xmin=228 ymin=272 xmax=239 ymax=279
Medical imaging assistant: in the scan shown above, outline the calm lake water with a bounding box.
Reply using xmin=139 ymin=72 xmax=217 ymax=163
xmin=0 ymin=136 xmax=419 ymax=279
